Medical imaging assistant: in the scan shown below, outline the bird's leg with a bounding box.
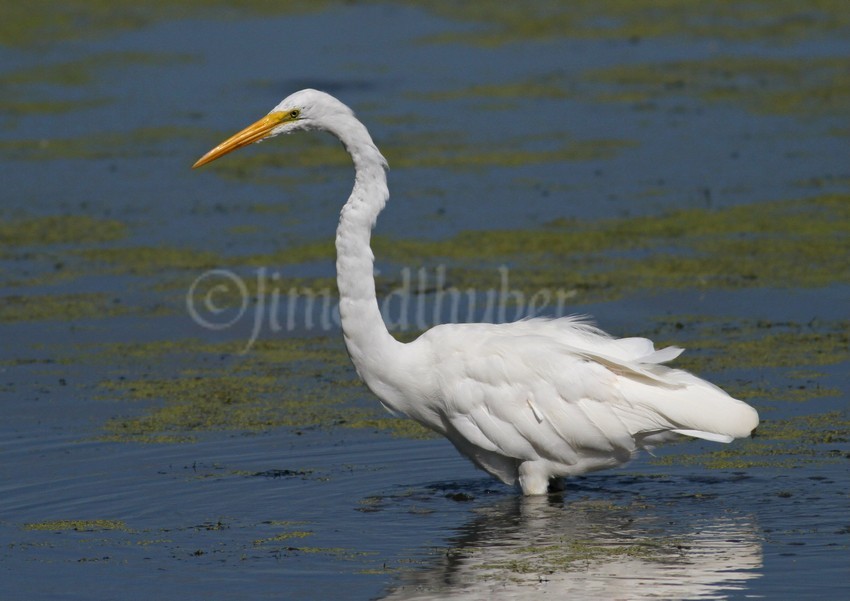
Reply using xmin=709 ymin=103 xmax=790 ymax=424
xmin=518 ymin=462 xmax=550 ymax=495
xmin=547 ymin=477 xmax=566 ymax=493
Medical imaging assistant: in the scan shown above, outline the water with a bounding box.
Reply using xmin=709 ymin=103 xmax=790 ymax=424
xmin=1 ymin=3 xmax=849 ymax=600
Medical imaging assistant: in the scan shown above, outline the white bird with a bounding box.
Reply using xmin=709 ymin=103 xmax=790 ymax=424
xmin=193 ymin=89 xmax=759 ymax=495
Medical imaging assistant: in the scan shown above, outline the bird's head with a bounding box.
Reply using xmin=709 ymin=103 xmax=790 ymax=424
xmin=192 ymin=88 xmax=354 ymax=169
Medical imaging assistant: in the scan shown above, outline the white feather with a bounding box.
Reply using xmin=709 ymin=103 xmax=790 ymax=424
xmin=672 ymin=429 xmax=735 ymax=443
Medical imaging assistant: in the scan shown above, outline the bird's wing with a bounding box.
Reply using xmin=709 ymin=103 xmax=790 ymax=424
xmin=426 ymin=323 xmax=649 ymax=467
xmin=422 ymin=317 xmax=754 ymax=469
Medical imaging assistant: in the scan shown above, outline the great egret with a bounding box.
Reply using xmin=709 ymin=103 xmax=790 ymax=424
xmin=193 ymin=89 xmax=759 ymax=495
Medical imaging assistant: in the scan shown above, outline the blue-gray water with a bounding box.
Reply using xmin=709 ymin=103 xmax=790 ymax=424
xmin=1 ymin=3 xmax=848 ymax=600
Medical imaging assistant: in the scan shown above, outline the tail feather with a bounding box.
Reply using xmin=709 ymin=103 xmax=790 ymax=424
xmin=617 ymin=375 xmax=759 ymax=442
xmin=671 ymin=429 xmax=735 ymax=443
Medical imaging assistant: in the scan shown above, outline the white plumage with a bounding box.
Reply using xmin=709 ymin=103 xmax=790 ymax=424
xmin=194 ymin=89 xmax=760 ymax=495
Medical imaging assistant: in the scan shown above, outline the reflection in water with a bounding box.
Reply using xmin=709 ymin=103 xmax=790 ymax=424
xmin=382 ymin=492 xmax=762 ymax=600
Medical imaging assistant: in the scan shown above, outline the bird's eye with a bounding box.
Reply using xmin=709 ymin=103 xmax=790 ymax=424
xmin=289 ymin=109 xmax=300 ymax=119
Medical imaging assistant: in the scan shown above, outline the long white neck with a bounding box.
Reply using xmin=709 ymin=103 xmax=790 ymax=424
xmin=331 ymin=115 xmax=405 ymax=395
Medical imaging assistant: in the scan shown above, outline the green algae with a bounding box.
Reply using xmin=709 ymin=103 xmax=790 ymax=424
xmin=654 ymin=410 xmax=850 ymax=470
xmin=0 ymin=292 xmax=130 ymax=323
xmin=71 ymin=237 xmax=337 ymax=296
xmin=1 ymin=51 xmax=195 ymax=117
xmin=253 ymin=530 xmax=313 ymax=546
xmin=4 ymin=1 xmax=849 ymax=49
xmin=246 ymin=240 xmax=336 ymax=267
xmin=0 ymin=125 xmax=206 ymax=161
xmin=77 ymin=246 xmax=221 ymax=274
xmin=762 ymin=411 xmax=850 ymax=444
xmin=0 ymin=1 xmax=333 ymax=47
xmin=586 ymin=56 xmax=850 ymax=120
xmin=0 ymin=97 xmax=109 ymax=117
xmin=646 ymin=316 xmax=850 ymax=374
xmin=5 ymin=193 xmax=848 ymax=331
xmin=101 ymin=374 xmax=286 ymax=439
xmin=89 ymin=337 xmax=345 ymax=365
xmin=734 ymin=383 xmax=841 ymax=405
xmin=679 ymin=327 xmax=850 ymax=372
xmin=0 ymin=215 xmax=126 ymax=247
xmin=2 ymin=51 xmax=194 ymax=87
xmin=364 ymin=193 xmax=850 ymax=303
xmin=73 ymin=244 xmax=334 ymax=293
xmin=419 ymin=0 xmax=850 ymax=46
xmin=420 ymin=55 xmax=850 ymax=125
xmin=93 ymin=336 xmax=430 ymax=442
xmin=341 ymin=416 xmax=435 ymax=439
xmin=99 ymin=368 xmax=424 ymax=443
xmin=23 ymin=519 xmax=128 ymax=532
xmin=289 ymin=546 xmax=372 ymax=560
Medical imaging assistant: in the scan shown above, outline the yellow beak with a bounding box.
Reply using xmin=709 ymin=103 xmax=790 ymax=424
xmin=192 ymin=111 xmax=289 ymax=169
